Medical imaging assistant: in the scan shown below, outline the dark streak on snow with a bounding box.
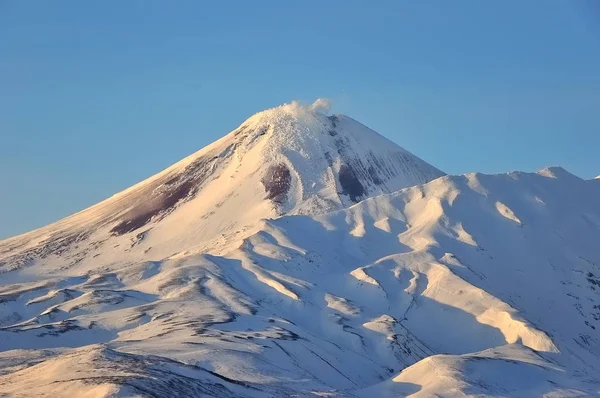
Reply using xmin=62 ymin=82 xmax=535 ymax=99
xmin=111 ymin=146 xmax=233 ymax=236
xmin=327 ymin=115 xmax=339 ymax=128
xmin=110 ymin=181 xmax=195 ymax=236
xmin=0 ymin=232 xmax=90 ymax=273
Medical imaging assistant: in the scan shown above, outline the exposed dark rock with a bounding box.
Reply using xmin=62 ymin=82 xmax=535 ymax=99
xmin=111 ymin=181 xmax=194 ymax=236
xmin=324 ymin=152 xmax=333 ymax=167
xmin=110 ymin=147 xmax=234 ymax=236
xmin=333 ymin=137 xmax=349 ymax=155
xmin=261 ymin=164 xmax=291 ymax=203
xmin=339 ymin=164 xmax=365 ymax=202
xmin=367 ymin=165 xmax=383 ymax=185
xmin=131 ymin=229 xmax=150 ymax=248
xmin=327 ymin=115 xmax=339 ymax=128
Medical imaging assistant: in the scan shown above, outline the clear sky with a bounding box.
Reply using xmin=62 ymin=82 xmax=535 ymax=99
xmin=1 ymin=1 xmax=600 ymax=239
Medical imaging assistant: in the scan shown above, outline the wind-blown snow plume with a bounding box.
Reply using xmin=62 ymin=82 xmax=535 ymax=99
xmin=309 ymin=97 xmax=332 ymax=114
xmin=274 ymin=98 xmax=332 ymax=117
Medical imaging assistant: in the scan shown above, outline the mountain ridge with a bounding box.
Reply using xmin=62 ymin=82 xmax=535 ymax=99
xmin=0 ymin=102 xmax=598 ymax=397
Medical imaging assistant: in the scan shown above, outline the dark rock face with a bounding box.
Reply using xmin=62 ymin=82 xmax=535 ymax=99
xmin=111 ymin=181 xmax=195 ymax=236
xmin=261 ymin=164 xmax=291 ymax=203
xmin=111 ymin=148 xmax=234 ymax=236
xmin=327 ymin=115 xmax=339 ymax=128
xmin=339 ymin=164 xmax=365 ymax=202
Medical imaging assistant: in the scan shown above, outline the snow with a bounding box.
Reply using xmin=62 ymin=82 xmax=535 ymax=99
xmin=0 ymin=100 xmax=444 ymax=272
xmin=359 ymin=344 xmax=587 ymax=398
xmin=0 ymin=102 xmax=599 ymax=396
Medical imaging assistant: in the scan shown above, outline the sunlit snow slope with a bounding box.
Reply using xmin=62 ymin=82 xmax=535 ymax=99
xmin=1 ymin=102 xmax=599 ymax=397
xmin=0 ymin=101 xmax=444 ymax=272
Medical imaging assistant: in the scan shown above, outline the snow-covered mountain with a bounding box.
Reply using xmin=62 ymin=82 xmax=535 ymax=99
xmin=0 ymin=101 xmax=444 ymax=273
xmin=1 ymin=102 xmax=599 ymax=397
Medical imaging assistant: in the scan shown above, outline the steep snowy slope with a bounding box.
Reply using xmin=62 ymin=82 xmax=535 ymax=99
xmin=0 ymin=103 xmax=599 ymax=397
xmin=1 ymin=167 xmax=599 ymax=397
xmin=0 ymin=100 xmax=444 ymax=275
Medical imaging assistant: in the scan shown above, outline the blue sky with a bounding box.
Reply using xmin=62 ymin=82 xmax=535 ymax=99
xmin=1 ymin=1 xmax=600 ymax=239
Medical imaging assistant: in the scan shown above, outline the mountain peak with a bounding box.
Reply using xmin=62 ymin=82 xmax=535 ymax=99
xmin=0 ymin=102 xmax=444 ymax=270
xmin=227 ymin=100 xmax=444 ymax=210
xmin=537 ymin=166 xmax=580 ymax=180
xmin=244 ymin=98 xmax=332 ymax=127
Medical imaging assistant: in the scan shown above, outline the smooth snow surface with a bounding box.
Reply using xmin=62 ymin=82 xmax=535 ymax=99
xmin=1 ymin=103 xmax=599 ymax=397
